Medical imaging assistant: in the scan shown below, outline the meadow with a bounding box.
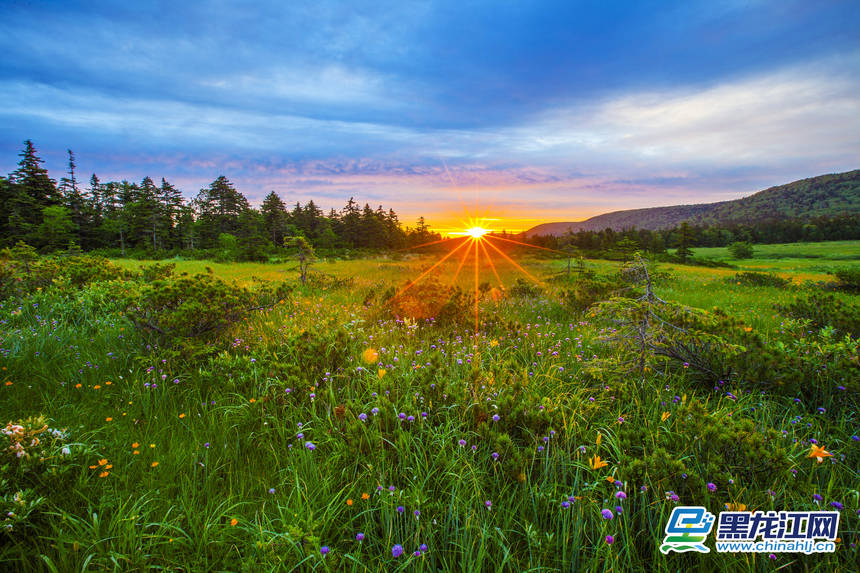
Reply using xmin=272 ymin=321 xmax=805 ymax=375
xmin=1 ymin=241 xmax=858 ymax=571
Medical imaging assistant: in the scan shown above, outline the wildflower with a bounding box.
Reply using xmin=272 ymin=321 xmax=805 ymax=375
xmin=361 ymin=492 xmax=370 ymax=500
xmin=813 ymin=494 xmax=823 ymax=502
xmin=356 ymin=532 xmax=365 ymax=541
xmin=725 ymin=503 xmax=747 ymax=511
xmin=414 ymin=509 xmax=420 ymax=518
xmin=596 ymin=432 xmax=602 ymax=445
xmin=392 ymin=544 xmax=404 ymax=558
xmin=204 ymin=442 xmax=210 ymax=448
xmin=615 ymin=491 xmax=627 ymax=500
xmin=601 ymin=509 xmax=614 ymax=520
xmin=830 ymin=501 xmax=844 ymax=510
xmin=707 ymin=483 xmax=717 ymax=492
xmin=561 ymin=501 xmax=570 ymax=509
xmin=151 ymin=461 xmax=159 ymax=467
xmin=320 ymin=546 xmax=330 ymax=556
xmin=378 ymin=369 xmax=386 ymax=378
xmin=358 ymin=413 xmax=367 ymax=422
xmin=420 ymin=543 xmax=428 ymax=552
xmin=589 ymin=455 xmax=609 ymax=470
xmin=768 ymin=553 xmax=776 ymax=560
xmin=179 ymin=413 xmax=185 ymax=419
xmin=397 ymin=505 xmax=405 ymax=513
xmin=485 ymin=500 xmax=492 ymax=509
xmin=458 ymin=439 xmax=466 ymax=447
xmin=492 ymin=414 xmax=500 ymax=422
xmin=807 ymin=444 xmax=833 ymax=463
xmin=268 ymin=488 xmax=275 ymax=494
xmin=132 ymin=442 xmax=139 ymax=448
xmin=661 ymin=412 xmax=671 ymax=422
xmin=305 ymin=442 xmax=316 ymax=451
xmin=230 ymin=518 xmax=238 ymax=526
xmin=491 ymin=452 xmax=499 ymax=461
xmin=413 ymin=550 xmax=421 ymax=557
xmin=615 ymin=505 xmax=623 ymax=515
xmin=605 ymin=535 xmax=615 ymax=545
xmin=347 ymin=499 xmax=353 ymax=506
xmin=362 ymin=348 xmax=379 ymax=364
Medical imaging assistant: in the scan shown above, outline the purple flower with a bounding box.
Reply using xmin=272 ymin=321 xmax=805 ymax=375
xmin=830 ymin=501 xmax=844 ymax=510
xmin=561 ymin=501 xmax=570 ymax=509
xmin=605 ymin=535 xmax=615 ymax=545
xmin=615 ymin=505 xmax=623 ymax=515
xmin=358 ymin=413 xmax=367 ymax=422
xmin=492 ymin=414 xmax=500 ymax=422
xmin=537 ymin=446 xmax=544 ymax=453
xmin=601 ymin=509 xmax=614 ymax=520
xmin=419 ymin=543 xmax=428 ymax=552
xmin=268 ymin=488 xmax=275 ymax=494
xmin=356 ymin=532 xmax=365 ymax=541
xmin=485 ymin=500 xmax=492 ymax=509
xmin=414 ymin=509 xmax=420 ymax=518
xmin=204 ymin=442 xmax=210 ymax=448
xmin=768 ymin=553 xmax=776 ymax=560
xmin=707 ymin=483 xmax=717 ymax=492
xmin=458 ymin=439 xmax=466 ymax=447
xmin=397 ymin=506 xmax=405 ymax=513
xmin=491 ymin=452 xmax=499 ymax=460
xmin=392 ymin=544 xmax=404 ymax=558
xmin=399 ymin=412 xmax=406 ymax=420
xmin=305 ymin=442 xmax=315 ymax=450
xmin=320 ymin=546 xmax=330 ymax=555
xmin=615 ymin=491 xmax=627 ymax=500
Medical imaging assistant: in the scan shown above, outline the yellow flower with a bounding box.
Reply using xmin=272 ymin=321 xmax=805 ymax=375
xmin=133 ymin=450 xmax=140 ymax=455
xmin=378 ymin=369 xmax=387 ymax=378
xmin=596 ymin=432 xmax=602 ymax=446
xmin=249 ymin=398 xmax=256 ymax=404
xmin=98 ymin=471 xmax=109 ymax=478
xmin=725 ymin=503 xmax=747 ymax=511
xmin=606 ymin=476 xmax=615 ymax=483
xmin=98 ymin=459 xmax=108 ymax=466
xmin=808 ymin=444 xmax=833 ymax=463
xmin=94 ymin=385 xmax=101 ymax=390
xmin=151 ymin=461 xmax=159 ymax=467
xmin=105 ymin=417 xmax=112 ymax=422
xmin=179 ymin=413 xmax=186 ymax=419
xmin=589 ymin=455 xmax=609 ymax=470
xmin=489 ymin=339 xmax=499 ymax=347
xmin=661 ymin=412 xmax=671 ymax=422
xmin=362 ymin=348 xmax=379 ymax=364
xmin=132 ymin=442 xmax=139 ymax=448
xmin=230 ymin=518 xmax=238 ymax=526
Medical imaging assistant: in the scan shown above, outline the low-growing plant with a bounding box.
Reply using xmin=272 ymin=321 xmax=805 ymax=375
xmin=776 ymin=292 xmax=860 ymax=338
xmin=729 ymin=271 xmax=790 ymax=288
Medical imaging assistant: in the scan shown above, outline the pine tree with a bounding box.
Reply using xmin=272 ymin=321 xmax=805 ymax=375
xmin=193 ymin=176 xmax=250 ymax=247
xmin=675 ymin=222 xmax=694 ymax=262
xmin=260 ymin=191 xmax=288 ymax=246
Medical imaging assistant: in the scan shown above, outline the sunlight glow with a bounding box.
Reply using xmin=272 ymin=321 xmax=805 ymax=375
xmin=465 ymin=226 xmax=489 ymax=238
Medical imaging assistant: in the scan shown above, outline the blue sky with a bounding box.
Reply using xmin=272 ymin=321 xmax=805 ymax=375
xmin=1 ymin=0 xmax=858 ymax=232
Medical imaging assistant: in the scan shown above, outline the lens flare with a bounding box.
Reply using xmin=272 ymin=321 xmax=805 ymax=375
xmin=465 ymin=227 xmax=489 ymax=238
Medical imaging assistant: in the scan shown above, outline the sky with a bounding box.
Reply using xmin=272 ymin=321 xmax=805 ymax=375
xmin=1 ymin=0 xmax=858 ymax=234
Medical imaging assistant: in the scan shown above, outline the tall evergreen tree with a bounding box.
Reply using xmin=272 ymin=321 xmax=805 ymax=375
xmin=260 ymin=191 xmax=288 ymax=246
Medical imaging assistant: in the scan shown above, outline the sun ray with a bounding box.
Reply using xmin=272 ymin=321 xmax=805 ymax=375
xmin=474 ymin=237 xmax=480 ymax=338
xmin=396 ymin=235 xmax=461 ymax=251
xmin=485 ymin=233 xmax=567 ymax=253
xmin=392 ymin=238 xmax=471 ymax=299
xmin=450 ymin=237 xmax=472 ymax=286
xmin=483 ymin=235 xmax=543 ymax=285
xmin=479 ymin=239 xmax=503 ymax=288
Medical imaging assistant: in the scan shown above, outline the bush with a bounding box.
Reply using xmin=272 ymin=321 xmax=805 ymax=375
xmin=832 ymin=267 xmax=860 ymax=293
xmin=561 ymin=276 xmax=621 ymax=313
xmin=509 ymin=277 xmax=543 ymax=298
xmin=729 ymin=271 xmax=790 ymax=288
xmin=775 ymin=293 xmax=860 ymax=339
xmin=123 ymin=271 xmax=263 ymax=348
xmin=728 ymin=242 xmax=754 ymax=259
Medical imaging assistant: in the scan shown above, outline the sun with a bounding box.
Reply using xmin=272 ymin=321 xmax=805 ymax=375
xmin=465 ymin=226 xmax=489 ymax=238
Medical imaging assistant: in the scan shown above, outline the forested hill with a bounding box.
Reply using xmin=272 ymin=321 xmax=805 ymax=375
xmin=524 ymin=169 xmax=860 ymax=236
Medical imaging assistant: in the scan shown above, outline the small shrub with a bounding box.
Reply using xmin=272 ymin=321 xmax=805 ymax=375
xmin=776 ymin=293 xmax=860 ymax=338
xmin=509 ymin=278 xmax=543 ymax=298
xmin=728 ymin=242 xmax=754 ymax=259
xmin=729 ymin=271 xmax=790 ymax=288
xmin=832 ymin=267 xmax=860 ymax=293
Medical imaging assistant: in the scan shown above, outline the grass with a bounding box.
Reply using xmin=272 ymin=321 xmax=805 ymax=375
xmin=1 ymin=241 xmax=858 ymax=571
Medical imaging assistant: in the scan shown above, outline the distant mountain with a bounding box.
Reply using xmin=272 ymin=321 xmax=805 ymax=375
xmin=523 ymin=169 xmax=860 ymax=237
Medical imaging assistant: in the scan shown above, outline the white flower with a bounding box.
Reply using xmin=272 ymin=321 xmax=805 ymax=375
xmin=61 ymin=446 xmax=71 ymax=456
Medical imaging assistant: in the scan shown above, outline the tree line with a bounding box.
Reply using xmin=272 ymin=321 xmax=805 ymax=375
xmin=0 ymin=141 xmax=441 ymax=258
xmin=526 ymin=216 xmax=860 ymax=261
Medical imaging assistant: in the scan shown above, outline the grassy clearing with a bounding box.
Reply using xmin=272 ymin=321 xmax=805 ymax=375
xmin=1 ymin=242 xmax=858 ymax=571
